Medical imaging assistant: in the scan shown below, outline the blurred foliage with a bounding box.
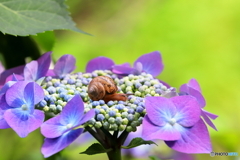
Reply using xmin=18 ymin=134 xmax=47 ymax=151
xmin=0 ymin=0 xmax=239 ymax=160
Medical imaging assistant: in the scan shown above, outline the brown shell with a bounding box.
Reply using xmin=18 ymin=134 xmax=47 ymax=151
xmin=88 ymin=76 xmax=118 ymax=101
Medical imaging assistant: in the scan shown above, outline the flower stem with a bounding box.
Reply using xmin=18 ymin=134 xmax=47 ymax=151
xmin=106 ymin=147 xmax=122 ymax=160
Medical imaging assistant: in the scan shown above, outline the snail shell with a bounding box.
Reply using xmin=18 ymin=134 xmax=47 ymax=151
xmin=88 ymin=76 xmax=118 ymax=101
xmin=88 ymin=76 xmax=128 ymax=103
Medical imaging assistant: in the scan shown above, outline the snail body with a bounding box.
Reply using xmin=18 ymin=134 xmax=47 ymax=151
xmin=88 ymin=76 xmax=128 ymax=103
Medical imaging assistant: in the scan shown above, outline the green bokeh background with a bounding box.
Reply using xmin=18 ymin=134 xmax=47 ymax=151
xmin=0 ymin=0 xmax=239 ymax=160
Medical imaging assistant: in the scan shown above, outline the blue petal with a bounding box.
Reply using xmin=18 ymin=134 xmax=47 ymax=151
xmin=36 ymin=52 xmax=52 ymax=79
xmin=0 ymin=65 xmax=24 ymax=87
xmin=59 ymin=95 xmax=85 ymax=127
xmin=24 ymin=82 xmax=44 ymax=107
xmin=41 ymin=128 xmax=83 ymax=158
xmin=0 ymin=109 xmax=10 ymax=129
xmin=112 ymin=65 xmax=136 ymax=75
xmin=4 ymin=109 xmax=44 ymax=137
xmin=5 ymin=81 xmax=29 ymax=108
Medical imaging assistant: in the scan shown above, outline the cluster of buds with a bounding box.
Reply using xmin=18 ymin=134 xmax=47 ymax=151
xmin=37 ymin=69 xmax=173 ymax=132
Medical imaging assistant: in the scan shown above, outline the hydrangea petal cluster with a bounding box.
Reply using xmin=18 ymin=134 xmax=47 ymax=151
xmin=0 ymin=81 xmax=45 ymax=137
xmin=112 ymin=51 xmax=164 ymax=77
xmin=41 ymin=95 xmax=95 ymax=158
xmin=142 ymin=96 xmax=212 ymax=153
xmin=180 ymin=78 xmax=218 ymax=130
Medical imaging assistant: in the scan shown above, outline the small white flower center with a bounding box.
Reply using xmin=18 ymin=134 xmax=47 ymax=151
xmin=21 ymin=104 xmax=28 ymax=111
xmin=168 ymin=118 xmax=176 ymax=126
xmin=66 ymin=123 xmax=73 ymax=129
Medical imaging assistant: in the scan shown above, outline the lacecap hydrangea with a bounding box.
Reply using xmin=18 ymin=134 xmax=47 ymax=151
xmin=0 ymin=51 xmax=218 ymax=159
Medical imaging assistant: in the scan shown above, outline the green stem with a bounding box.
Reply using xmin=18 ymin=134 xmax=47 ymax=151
xmin=106 ymin=147 xmax=122 ymax=160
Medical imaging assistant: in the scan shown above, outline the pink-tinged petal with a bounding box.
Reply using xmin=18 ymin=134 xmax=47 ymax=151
xmin=202 ymin=109 xmax=218 ymax=120
xmin=134 ymin=51 xmax=163 ymax=77
xmin=145 ymin=96 xmax=176 ymax=126
xmin=201 ymin=111 xmax=218 ymax=131
xmin=5 ymin=81 xmax=28 ymax=107
xmin=24 ymin=60 xmax=38 ymax=81
xmin=54 ymin=54 xmax=76 ymax=78
xmin=86 ymin=57 xmax=114 ymax=73
xmin=41 ymin=116 xmax=67 ymax=138
xmin=0 ymin=109 xmax=10 ymax=129
xmin=36 ymin=52 xmax=52 ymax=78
xmin=188 ymin=88 xmax=206 ymax=108
xmin=0 ymin=81 xmax=16 ymax=96
xmin=4 ymin=109 xmax=44 ymax=137
xmin=24 ymin=82 xmax=44 ymax=105
xmin=142 ymin=115 xmax=181 ymax=141
xmin=112 ymin=65 xmax=135 ymax=75
xmin=188 ymin=79 xmax=201 ymax=93
xmin=0 ymin=65 xmax=24 ymax=86
xmin=41 ymin=128 xmax=83 ymax=158
xmin=78 ymin=109 xmax=95 ymax=124
xmin=171 ymin=96 xmax=201 ymax=127
xmin=165 ymin=119 xmax=212 ymax=153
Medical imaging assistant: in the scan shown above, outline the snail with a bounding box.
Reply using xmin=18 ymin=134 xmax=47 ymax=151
xmin=88 ymin=76 xmax=129 ymax=103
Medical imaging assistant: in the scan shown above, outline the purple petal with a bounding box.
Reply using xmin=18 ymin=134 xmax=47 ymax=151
xmin=41 ymin=116 xmax=66 ymax=138
xmin=86 ymin=57 xmax=114 ymax=72
xmin=201 ymin=110 xmax=218 ymax=131
xmin=188 ymin=88 xmax=206 ymax=108
xmin=112 ymin=65 xmax=136 ymax=75
xmin=0 ymin=109 xmax=10 ymax=129
xmin=134 ymin=51 xmax=163 ymax=77
xmin=0 ymin=65 xmax=24 ymax=86
xmin=4 ymin=109 xmax=44 ymax=137
xmin=59 ymin=95 xmax=85 ymax=126
xmin=165 ymin=119 xmax=212 ymax=153
xmin=202 ymin=109 xmax=218 ymax=120
xmin=0 ymin=62 xmax=5 ymax=73
xmin=36 ymin=52 xmax=52 ymax=78
xmin=133 ymin=62 xmax=143 ymax=75
xmin=5 ymin=81 xmax=28 ymax=107
xmin=145 ymin=96 xmax=176 ymax=126
xmin=24 ymin=61 xmax=38 ymax=81
xmin=79 ymin=109 xmax=95 ymax=124
xmin=46 ymin=69 xmax=56 ymax=76
xmin=54 ymin=54 xmax=76 ymax=78
xmin=142 ymin=115 xmax=181 ymax=141
xmin=119 ymin=63 xmax=131 ymax=67
xmin=187 ymin=79 xmax=202 ymax=92
xmin=6 ymin=73 xmax=23 ymax=82
xmin=41 ymin=128 xmax=83 ymax=158
xmin=24 ymin=82 xmax=44 ymax=105
xmin=171 ymin=96 xmax=201 ymax=127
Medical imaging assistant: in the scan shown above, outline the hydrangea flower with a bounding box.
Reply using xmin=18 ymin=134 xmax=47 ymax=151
xmin=180 ymin=78 xmax=218 ymax=130
xmin=41 ymin=95 xmax=95 ymax=158
xmin=112 ymin=51 xmax=164 ymax=77
xmin=24 ymin=52 xmax=52 ymax=81
xmin=142 ymin=96 xmax=212 ymax=153
xmin=0 ymin=81 xmax=45 ymax=137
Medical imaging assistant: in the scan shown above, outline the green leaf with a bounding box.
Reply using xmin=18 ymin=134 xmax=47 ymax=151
xmin=0 ymin=0 xmax=88 ymax=36
xmin=80 ymin=143 xmax=112 ymax=155
xmin=121 ymin=137 xmax=157 ymax=149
